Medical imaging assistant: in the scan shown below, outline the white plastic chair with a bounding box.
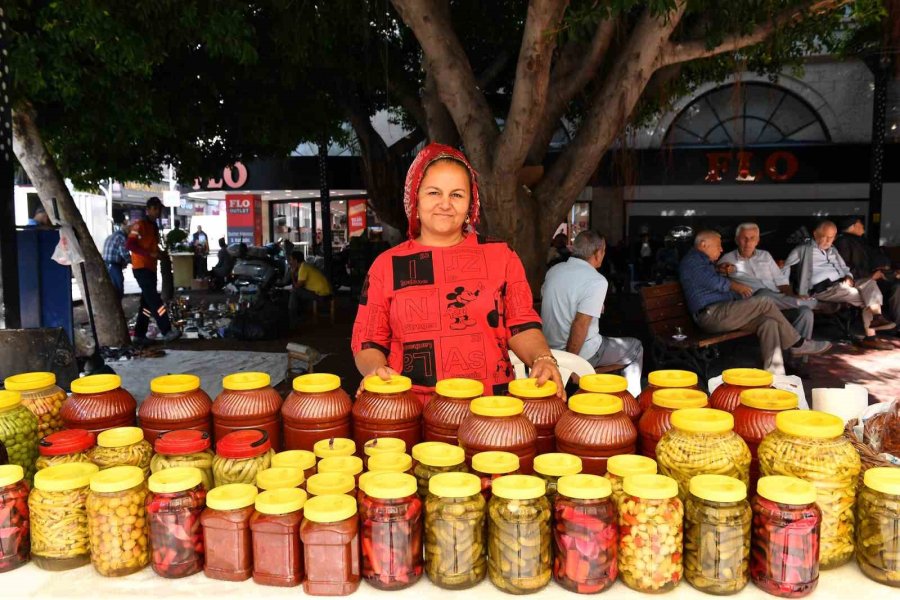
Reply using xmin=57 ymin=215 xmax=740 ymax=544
xmin=508 ymin=349 xmax=594 ymax=388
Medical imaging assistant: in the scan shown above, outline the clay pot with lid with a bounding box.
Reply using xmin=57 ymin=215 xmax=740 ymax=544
xmin=212 ymin=372 xmax=283 ymax=452
xmin=423 ymin=378 xmax=484 ymax=445
xmin=709 ymin=368 xmax=774 ymax=413
xmin=352 ymin=375 xmax=422 ymax=454
xmin=139 ymin=374 xmax=213 ymax=445
xmin=507 ymin=378 xmax=565 ymax=455
xmin=637 ymin=370 xmax=700 ymax=413
xmin=458 ymin=396 xmax=537 ymax=474
xmin=61 ymin=374 xmax=137 ymax=436
xmin=732 ymin=388 xmax=798 ymax=490
xmin=578 ymin=374 xmax=641 ymax=423
xmin=637 ymin=388 xmax=708 ymax=460
xmin=555 ymin=393 xmax=638 ymax=475
xmin=282 ymin=373 xmax=352 ymax=452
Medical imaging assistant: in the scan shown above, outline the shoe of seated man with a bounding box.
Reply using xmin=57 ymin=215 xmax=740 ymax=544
xmin=132 ymin=336 xmax=151 ymax=347
xmin=859 ymin=336 xmax=893 ymax=351
xmin=870 ymin=315 xmax=896 ymax=331
xmin=162 ymin=330 xmax=182 ymax=343
xmin=790 ymin=339 xmax=833 ymax=356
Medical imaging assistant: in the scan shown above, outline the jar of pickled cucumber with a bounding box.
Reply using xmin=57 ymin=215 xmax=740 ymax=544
xmin=363 ymin=437 xmax=406 ymax=467
xmin=578 ymin=374 xmax=641 ymax=423
xmin=271 ymin=449 xmax=317 ymax=480
xmin=472 ymin=451 xmax=519 ymax=502
xmin=317 ymin=455 xmax=364 ymax=487
xmin=637 ymin=370 xmax=700 ymax=413
xmin=367 ymin=452 xmax=413 ymax=475
xmin=758 ymin=410 xmax=860 ymax=569
xmin=256 ymin=467 xmax=305 ymax=491
xmin=30 ymin=462 xmax=99 ymax=570
xmin=4 ymin=372 xmax=66 ymax=439
xmin=212 ymin=428 xmax=275 ymax=487
xmin=306 ymin=472 xmax=355 ymax=497
xmin=684 ymin=474 xmax=750 ymax=594
xmin=313 ymin=437 xmax=356 ymax=459
xmin=487 ymin=474 xmax=552 ymax=594
xmin=604 ymin=454 xmax=657 ymax=507
xmin=36 ymin=429 xmax=95 ymax=471
xmin=855 ymin=467 xmax=900 ymax=587
xmin=86 ymin=465 xmax=150 ymax=576
xmin=533 ymin=453 xmax=582 ymax=505
xmin=150 ymin=429 xmax=214 ymax=490
xmin=412 ymin=442 xmax=468 ymax=498
xmin=638 ymin=388 xmax=708 ymax=461
xmin=425 ymin=472 xmax=486 ymax=589
xmin=90 ymin=427 xmax=154 ymax=478
xmin=0 ymin=390 xmax=40 ymax=482
xmin=0 ymin=464 xmax=30 ymax=573
xmin=618 ymin=473 xmax=684 ymax=593
xmin=709 ymin=369 xmax=774 ymax=413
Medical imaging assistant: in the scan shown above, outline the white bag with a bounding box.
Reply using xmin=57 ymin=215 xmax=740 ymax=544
xmin=51 ymin=224 xmax=85 ymax=266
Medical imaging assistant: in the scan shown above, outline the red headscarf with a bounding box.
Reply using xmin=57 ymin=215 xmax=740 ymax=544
xmin=403 ymin=143 xmax=481 ymax=240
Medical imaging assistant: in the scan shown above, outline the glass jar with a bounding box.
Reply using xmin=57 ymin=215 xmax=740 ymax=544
xmin=618 ymin=473 xmax=684 ymax=593
xmin=855 ymin=467 xmax=900 ymax=587
xmin=201 ymin=483 xmax=257 ymax=581
xmin=282 ymin=373 xmax=352 ymax=452
xmin=0 ymin=391 xmax=40 ymax=482
xmin=146 ymin=466 xmax=207 ymax=578
xmin=604 ymin=454 xmax=657 ymax=507
xmin=533 ymin=453 xmax=582 ymax=505
xmin=655 ymin=408 xmax=751 ymax=499
xmin=272 ymin=449 xmax=317 ymax=480
xmin=139 ymin=374 xmax=213 ymax=445
xmin=363 ymin=437 xmax=406 ymax=467
xmin=638 ymin=388 xmax=708 ymax=461
xmin=36 ymin=429 xmax=96 ymax=471
xmin=750 ymin=476 xmax=821 ymax=597
xmin=578 ymin=374 xmax=641 ymax=423
xmin=212 ymin=372 xmax=283 ymax=452
xmin=150 ymin=429 xmax=214 ymax=490
xmin=508 ymin=378 xmax=564 ymax=455
xmin=458 ymin=396 xmax=538 ymax=474
xmin=424 ymin=379 xmax=484 ymax=445
xmin=758 ymin=410 xmax=861 ymax=569
xmin=367 ymin=452 xmax=413 ymax=475
xmin=425 ymin=472 xmax=486 ymax=589
xmin=306 ymin=472 xmax=355 ymax=497
xmin=251 ymin=487 xmax=307 ymax=586
xmin=412 ymin=441 xmax=468 ymax=498
xmin=29 ymin=462 xmax=99 ymax=570
xmin=710 ymin=369 xmax=774 ymax=413
xmin=684 ymin=474 xmax=751 ymax=594
xmin=732 ymin=389 xmax=798 ymax=490
xmin=318 ymin=456 xmax=364 ymax=488
xmin=553 ymin=474 xmax=617 ymax=594
xmin=555 ymin=393 xmax=638 ymax=475
xmin=90 ymin=426 xmax=154 ymax=478
xmin=5 ymin=372 xmax=67 ymax=439
xmin=352 ymin=375 xmax=422 ymax=453
xmin=472 ymin=451 xmax=519 ymax=502
xmin=487 ymin=474 xmax=552 ymax=594
xmin=0 ymin=464 xmax=30 ymax=573
xmin=360 ymin=472 xmax=423 ymax=589
xmin=60 ymin=374 xmax=137 ymax=435
xmin=86 ymin=465 xmax=150 ymax=576
xmin=301 ymin=493 xmax=361 ymax=595
xmin=256 ymin=466 xmax=305 ymax=491
xmin=313 ymin=437 xmax=356 ymax=459
xmin=212 ymin=428 xmax=275 ymax=487
xmin=638 ymin=370 xmax=700 ymax=413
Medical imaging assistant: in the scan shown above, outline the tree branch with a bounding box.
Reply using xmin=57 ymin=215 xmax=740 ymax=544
xmin=422 ymin=69 xmax=459 ymax=145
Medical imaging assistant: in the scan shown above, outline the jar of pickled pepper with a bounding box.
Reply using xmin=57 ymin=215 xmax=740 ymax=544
xmin=578 ymin=373 xmax=641 ymax=423
xmin=0 ymin=390 xmax=40 ymax=482
xmin=272 ymin=449 xmax=317 ymax=481
xmin=36 ymin=429 xmax=95 ymax=471
xmin=458 ymin=396 xmax=538 ymax=474
xmin=301 ymin=493 xmax=361 ymax=595
xmin=733 ymin=389 xmax=798 ymax=490
xmin=146 ymin=466 xmax=207 ymax=578
xmin=251 ymin=487 xmax=307 ymax=586
xmin=313 ymin=437 xmax=356 ymax=459
xmin=710 ymin=368 xmax=774 ymax=413
xmin=4 ymin=372 xmax=66 ymax=439
xmin=363 ymin=437 xmax=406 ymax=467
xmin=201 ymin=483 xmax=257 ymax=581
xmin=306 ymin=472 xmax=356 ymax=497
xmin=425 ymin=472 xmax=486 ymax=589
xmin=412 ymin=441 xmax=468 ymax=498
xmin=367 ymin=452 xmax=413 ymax=475
xmin=61 ymin=374 xmax=137 ymax=435
xmin=508 ymin=378 xmax=564 ymax=455
xmin=604 ymin=454 xmax=657 ymax=507
xmin=139 ymin=374 xmax=213 ymax=444
xmin=424 ymin=379 xmax=484 ymax=445
xmin=212 ymin=428 xmax=275 ymax=487
xmin=353 ymin=375 xmax=422 ymax=453
xmin=90 ymin=426 xmax=154 ymax=478
xmin=555 ymin=393 xmax=637 ymax=475
xmin=282 ymin=373 xmax=352 ymax=452
xmin=150 ymin=429 xmax=214 ymax=490
xmin=256 ymin=467 xmax=305 ymax=492
xmin=638 ymin=388 xmax=708 ymax=460
xmin=855 ymin=467 xmax=900 ymax=587
xmin=472 ymin=451 xmax=519 ymax=502
xmin=212 ymin=372 xmax=283 ymax=451
xmin=0 ymin=464 xmax=30 ymax=573
xmin=86 ymin=465 xmax=150 ymax=576
xmin=638 ymin=370 xmax=700 ymax=413
xmin=533 ymin=453 xmax=582 ymax=505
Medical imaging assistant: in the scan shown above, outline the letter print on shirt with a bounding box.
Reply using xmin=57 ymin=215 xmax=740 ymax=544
xmin=401 ymin=340 xmax=437 ymax=387
xmin=443 ymin=247 xmax=488 ymax=283
xmin=440 ymin=333 xmax=488 ymax=381
xmin=392 ymin=252 xmax=435 ymax=289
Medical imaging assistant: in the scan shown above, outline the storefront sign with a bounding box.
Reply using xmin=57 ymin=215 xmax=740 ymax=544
xmin=348 ymin=199 xmax=367 ymax=237
xmin=193 ymin=162 xmax=248 ymax=191
xmin=704 ymin=150 xmax=799 ymax=183
xmin=225 ymin=193 xmax=261 ymax=245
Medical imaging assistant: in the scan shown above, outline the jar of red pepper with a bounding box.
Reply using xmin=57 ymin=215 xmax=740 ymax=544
xmin=710 ymin=368 xmax=774 ymax=413
xmin=212 ymin=372 xmax=283 ymax=451
xmin=201 ymin=483 xmax=257 ymax=582
xmin=458 ymin=396 xmax=538 ymax=474
xmin=61 ymin=374 xmax=137 ymax=436
xmin=0 ymin=464 xmax=30 ymax=572
xmin=301 ymin=494 xmax=361 ymax=595
xmin=424 ymin=379 xmax=484 ymax=445
xmin=637 ymin=388 xmax=708 ymax=460
xmin=251 ymin=487 xmax=307 ymax=586
xmin=578 ymin=374 xmax=641 ymax=423
xmin=353 ymin=375 xmax=422 ymax=453
xmin=272 ymin=449 xmax=317 ymax=481
xmin=282 ymin=373 xmax=352 ymax=452
xmin=555 ymin=393 xmax=638 ymax=475
xmin=637 ymin=370 xmax=700 ymax=413
xmin=146 ymin=466 xmax=207 ymax=578
xmin=508 ymin=378 xmax=565 ymax=455
xmin=471 ymin=451 xmax=519 ymax=502
xmin=138 ymin=374 xmax=213 ymax=445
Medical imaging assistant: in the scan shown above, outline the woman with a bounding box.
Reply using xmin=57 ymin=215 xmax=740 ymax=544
xmin=352 ymin=143 xmax=564 ymax=403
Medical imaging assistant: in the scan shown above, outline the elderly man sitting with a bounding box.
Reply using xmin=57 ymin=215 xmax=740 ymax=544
xmin=835 ymin=216 xmax=900 ymax=325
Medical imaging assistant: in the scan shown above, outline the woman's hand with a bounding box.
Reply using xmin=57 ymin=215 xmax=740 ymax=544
xmin=530 ymin=359 xmax=566 ymax=402
xmin=355 ymin=365 xmax=399 ymax=397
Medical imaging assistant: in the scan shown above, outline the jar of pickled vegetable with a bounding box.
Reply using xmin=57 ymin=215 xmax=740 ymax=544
xmin=618 ymin=473 xmax=684 ymax=593
xmin=656 ymin=408 xmax=751 ymax=499
xmin=533 ymin=453 xmax=582 ymax=505
xmin=855 ymin=467 xmax=900 ymax=587
xmin=425 ymin=472 xmax=486 ymax=589
xmin=282 ymin=373 xmax=352 ymax=452
xmin=150 ymin=429 xmax=214 ymax=489
xmin=508 ymin=378 xmax=564 ymax=455
xmin=146 ymin=466 xmax=207 ymax=578
xmin=0 ymin=464 xmax=30 ymax=572
xmin=30 ymin=462 xmax=99 ymax=570
xmin=472 ymin=451 xmax=519 ymax=502
xmin=256 ymin=467 xmax=305 ymax=491
xmin=251 ymin=487 xmax=307 ymax=586
xmin=750 ymin=476 xmax=821 ymax=597
xmin=306 ymin=472 xmax=355 ymax=497
xmin=272 ymin=449 xmax=317 ymax=480
xmin=363 ymin=437 xmax=406 ymax=466
xmin=424 ymin=379 xmax=484 ymax=445
xmin=367 ymin=452 xmax=413 ymax=475
xmin=61 ymin=374 xmax=137 ymax=435
xmin=86 ymin=465 xmax=150 ymax=576
xmin=5 ymin=372 xmax=66 ymax=438
xmin=733 ymin=389 xmax=798 ymax=490
xmin=758 ymin=410 xmax=860 ymax=569
xmin=318 ymin=455 xmax=364 ymax=487
xmin=638 ymin=370 xmax=700 ymax=413
xmin=578 ymin=373 xmax=641 ymax=423
xmin=90 ymin=426 xmax=154 ymax=478
xmin=138 ymin=374 xmax=213 ymax=445
xmin=553 ymin=474 xmax=617 ymax=594
xmin=201 ymin=483 xmax=257 ymax=581
xmin=212 ymin=372 xmax=283 ymax=451
xmin=0 ymin=390 xmax=40 ymax=482
xmin=301 ymin=493 xmax=361 ymax=595
xmin=604 ymin=454 xmax=657 ymax=507
xmin=36 ymin=429 xmax=95 ymax=471
xmin=684 ymin=474 xmax=750 ymax=594
xmin=710 ymin=369 xmax=774 ymax=413
xmin=353 ymin=375 xmax=422 ymax=453
xmin=313 ymin=437 xmax=356 ymax=459
xmin=212 ymin=428 xmax=275 ymax=487
xmin=412 ymin=441 xmax=468 ymax=498
xmin=458 ymin=396 xmax=538 ymax=474
xmin=488 ymin=474 xmax=552 ymax=594
xmin=555 ymin=393 xmax=638 ymax=475
xmin=638 ymin=388 xmax=709 ymax=461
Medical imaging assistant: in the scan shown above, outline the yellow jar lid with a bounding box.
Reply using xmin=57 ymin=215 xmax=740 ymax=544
xmin=148 ymin=466 xmax=203 ymax=493
xmin=0 ymin=464 xmax=25 ymax=488
xmin=97 ymin=426 xmax=144 ymax=448
xmin=207 ymin=483 xmax=258 ymax=510
xmin=34 ymin=462 xmax=99 ymax=492
xmin=90 ymin=465 xmax=144 ymax=493
xmin=740 ymin=389 xmax=799 ymax=411
xmin=722 ymin=368 xmax=773 ymax=388
xmin=256 ymin=467 xmax=305 ymax=491
xmin=623 ymin=474 xmax=678 ymax=500
xmin=313 ymin=437 xmax=356 ymax=458
xmin=864 ymin=467 xmax=900 ymax=496
xmin=435 ymin=378 xmax=484 ymax=399
xmin=306 ymin=472 xmax=355 ymax=496
xmin=0 ymin=390 xmax=22 ymax=411
xmin=579 ymin=374 xmax=627 ymax=394
xmin=363 ymin=374 xmax=412 ymax=394
xmin=429 ymin=472 xmax=482 ymax=498
xmin=533 ymin=453 xmax=583 ymax=477
xmin=689 ymin=474 xmax=747 ymax=503
xmin=558 ymin=474 xmax=612 ymax=500
xmin=776 ymin=410 xmax=843 ymax=439
xmin=362 ymin=472 xmax=417 ymax=499
xmin=150 ymin=374 xmax=201 ymax=394
xmin=317 ymin=456 xmax=364 ymax=477
xmin=508 ymin=378 xmax=558 ymax=398
xmin=651 ymin=388 xmax=708 ymax=410
xmin=363 ymin=437 xmax=406 ymax=457
xmin=222 ymin=371 xmax=270 ymax=391
xmin=5 ymin=371 xmax=56 ymax=391
xmin=648 ymin=370 xmax=698 ymax=388
xmin=471 ymin=451 xmax=519 ymax=475
xmin=367 ymin=452 xmax=413 ymax=473
xmin=757 ymin=475 xmax=817 ymax=505
xmin=606 ymin=455 xmax=657 ymax=478
xmin=70 ymin=374 xmax=122 ymax=394
xmin=492 ymin=474 xmax=546 ymax=500
xmin=272 ymin=450 xmax=317 ymax=471
xmin=303 ymin=493 xmax=357 ymax=522
xmin=569 ymin=393 xmax=624 ymax=416
xmin=412 ymin=441 xmax=465 ymax=467
xmin=470 ymin=396 xmax=524 ymax=417
xmin=293 ymin=373 xmax=341 ymax=394
xmin=255 ymin=487 xmax=307 ymax=515
xmin=671 ymin=408 xmax=734 ymax=433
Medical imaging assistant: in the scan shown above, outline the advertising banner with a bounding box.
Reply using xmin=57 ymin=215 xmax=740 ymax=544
xmin=348 ymin=199 xmax=367 ymax=237
xmin=225 ymin=193 xmax=261 ymax=245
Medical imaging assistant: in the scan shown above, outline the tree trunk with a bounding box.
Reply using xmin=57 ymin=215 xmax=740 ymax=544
xmin=12 ymin=103 xmax=130 ymax=347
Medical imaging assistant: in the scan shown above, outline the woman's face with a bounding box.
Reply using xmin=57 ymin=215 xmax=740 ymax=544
xmin=417 ymin=160 xmax=471 ymax=240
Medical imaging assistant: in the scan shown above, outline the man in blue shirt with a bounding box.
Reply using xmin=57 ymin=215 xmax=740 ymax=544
xmin=679 ymin=230 xmax=830 ymax=375
xmin=102 ymin=221 xmax=131 ymax=300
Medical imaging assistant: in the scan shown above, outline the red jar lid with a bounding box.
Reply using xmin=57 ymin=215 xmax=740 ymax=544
xmin=39 ymin=429 xmax=96 ymax=456
xmin=216 ymin=429 xmax=271 ymax=459
xmin=155 ymin=429 xmax=211 ymax=455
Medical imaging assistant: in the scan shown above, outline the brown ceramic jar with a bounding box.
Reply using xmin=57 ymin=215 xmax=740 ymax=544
xmin=732 ymin=388 xmax=798 ymax=491
xmin=422 ymin=378 xmax=484 ymax=445
xmin=709 ymin=368 xmax=774 ymax=413
xmin=507 ymin=378 xmax=564 ymax=455
xmin=282 ymin=373 xmax=352 ymax=452
xmin=578 ymin=374 xmax=641 ymax=423
xmin=458 ymin=396 xmax=537 ymax=474
xmin=139 ymin=374 xmax=213 ymax=444
xmin=636 ymin=370 xmax=700 ymax=413
xmin=637 ymin=388 xmax=708 ymax=461
xmin=61 ymin=374 xmax=137 ymax=436
xmin=212 ymin=372 xmax=284 ymax=452
xmin=555 ymin=393 xmax=638 ymax=475
xmin=352 ymin=375 xmax=422 ymax=454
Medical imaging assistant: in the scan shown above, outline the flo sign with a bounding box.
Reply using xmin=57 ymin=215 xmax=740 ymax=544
xmin=192 ymin=162 xmax=248 ymax=190
xmin=704 ymin=150 xmax=799 ymax=183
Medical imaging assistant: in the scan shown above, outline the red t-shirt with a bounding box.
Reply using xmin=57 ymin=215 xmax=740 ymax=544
xmin=351 ymin=234 xmax=541 ymax=399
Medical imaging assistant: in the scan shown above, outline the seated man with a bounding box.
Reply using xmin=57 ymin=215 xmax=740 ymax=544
xmin=541 ymin=231 xmax=643 ymax=396
xmin=784 ymin=220 xmax=895 ymax=350
xmin=679 ymin=230 xmax=830 ymax=375
xmin=210 ymin=237 xmax=235 ymax=284
xmin=834 ymin=216 xmax=900 ymax=325
xmin=288 ymin=250 xmax=333 ymax=329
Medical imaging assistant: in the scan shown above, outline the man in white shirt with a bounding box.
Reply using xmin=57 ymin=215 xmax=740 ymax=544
xmin=541 ymin=231 xmax=643 ymax=395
